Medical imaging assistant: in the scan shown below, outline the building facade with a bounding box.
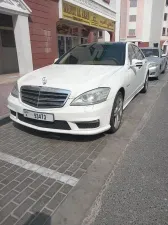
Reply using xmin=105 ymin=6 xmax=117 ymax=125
xmin=0 ymin=0 xmax=116 ymax=76
xmin=161 ymin=0 xmax=168 ymax=54
xmin=120 ymin=0 xmax=165 ymax=48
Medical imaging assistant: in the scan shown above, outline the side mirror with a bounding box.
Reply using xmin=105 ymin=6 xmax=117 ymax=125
xmin=54 ymin=58 xmax=58 ymax=63
xmin=131 ymin=59 xmax=143 ymax=67
xmin=162 ymin=54 xmax=166 ymax=58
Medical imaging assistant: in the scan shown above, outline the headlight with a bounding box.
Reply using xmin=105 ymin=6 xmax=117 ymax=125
xmin=71 ymin=88 xmax=110 ymax=106
xmin=11 ymin=82 xmax=19 ymax=98
xmin=149 ymin=63 xmax=158 ymax=68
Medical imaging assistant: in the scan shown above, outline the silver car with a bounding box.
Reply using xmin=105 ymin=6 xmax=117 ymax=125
xmin=141 ymin=47 xmax=167 ymax=79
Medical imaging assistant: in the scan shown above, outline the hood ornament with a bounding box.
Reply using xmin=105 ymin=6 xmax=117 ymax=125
xmin=42 ymin=77 xmax=47 ymax=85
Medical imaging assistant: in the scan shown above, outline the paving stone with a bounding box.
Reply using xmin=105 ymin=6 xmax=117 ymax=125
xmin=80 ymin=159 xmax=93 ymax=170
xmin=15 ymin=177 xmax=34 ymax=192
xmin=15 ymin=212 xmax=35 ymax=225
xmin=15 ymin=171 xmax=32 ymax=182
xmin=64 ymin=170 xmax=73 ymax=176
xmin=0 ymin=174 xmax=6 ymax=182
xmin=16 ymin=168 xmax=26 ymax=174
xmin=57 ymin=163 xmax=71 ymax=173
xmin=1 ymin=215 xmax=17 ymax=225
xmin=60 ymin=184 xmax=73 ymax=194
xmin=0 ymin=190 xmax=19 ymax=208
xmin=47 ymin=192 xmax=66 ymax=211
xmin=30 ymin=184 xmax=49 ymax=200
xmin=89 ymin=151 xmax=99 ymax=160
xmin=30 ymin=195 xmax=51 ymax=213
xmin=41 ymin=207 xmax=52 ymax=216
xmin=29 ymin=172 xmax=40 ymax=180
xmin=66 ymin=154 xmax=78 ymax=164
xmin=29 ymin=176 xmax=46 ymax=189
xmin=73 ymin=169 xmax=86 ymax=179
xmin=0 ymin=180 xmax=19 ymax=196
xmin=1 ymin=172 xmax=20 ymax=185
xmin=77 ymin=153 xmax=89 ymax=162
xmin=45 ymin=182 xmax=63 ymax=198
xmin=13 ymin=187 xmax=34 ymax=204
xmin=68 ymin=161 xmax=82 ymax=173
xmin=0 ymin=202 xmax=18 ymax=221
xmin=44 ymin=178 xmax=55 ymax=186
xmin=0 ymin=166 xmax=8 ymax=173
xmin=13 ymin=198 xmax=35 ymax=218
xmin=0 ymin=183 xmax=5 ymax=190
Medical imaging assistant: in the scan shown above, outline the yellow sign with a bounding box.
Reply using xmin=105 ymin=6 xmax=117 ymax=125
xmin=62 ymin=0 xmax=115 ymax=32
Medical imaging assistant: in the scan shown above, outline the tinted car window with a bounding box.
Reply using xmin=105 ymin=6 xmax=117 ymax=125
xmin=141 ymin=48 xmax=159 ymax=57
xmin=57 ymin=43 xmax=126 ymax=66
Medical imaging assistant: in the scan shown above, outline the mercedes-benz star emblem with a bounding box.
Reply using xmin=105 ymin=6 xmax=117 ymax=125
xmin=42 ymin=77 xmax=47 ymax=85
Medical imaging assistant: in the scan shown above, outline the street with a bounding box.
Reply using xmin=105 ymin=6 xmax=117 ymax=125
xmin=83 ymin=76 xmax=168 ymax=225
xmin=0 ymin=72 xmax=167 ymax=225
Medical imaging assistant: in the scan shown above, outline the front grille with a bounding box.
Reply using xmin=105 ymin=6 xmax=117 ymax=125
xmin=18 ymin=113 xmax=71 ymax=130
xmin=21 ymin=86 xmax=70 ymax=109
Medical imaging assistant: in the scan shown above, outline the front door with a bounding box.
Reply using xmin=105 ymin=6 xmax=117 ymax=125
xmin=132 ymin=45 xmax=147 ymax=90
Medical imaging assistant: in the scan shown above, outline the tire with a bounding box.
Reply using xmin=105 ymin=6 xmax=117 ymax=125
xmin=108 ymin=92 xmax=123 ymax=134
xmin=141 ymin=73 xmax=149 ymax=93
xmin=162 ymin=63 xmax=167 ymax=74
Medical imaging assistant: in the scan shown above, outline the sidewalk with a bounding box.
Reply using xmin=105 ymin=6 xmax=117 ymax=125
xmin=0 ymin=73 xmax=20 ymax=119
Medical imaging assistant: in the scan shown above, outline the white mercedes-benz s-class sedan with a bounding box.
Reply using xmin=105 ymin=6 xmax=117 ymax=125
xmin=8 ymin=42 xmax=149 ymax=135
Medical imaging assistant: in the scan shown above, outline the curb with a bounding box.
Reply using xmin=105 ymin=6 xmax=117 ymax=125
xmin=0 ymin=114 xmax=10 ymax=127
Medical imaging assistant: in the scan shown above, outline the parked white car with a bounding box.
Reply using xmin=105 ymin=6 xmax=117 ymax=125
xmin=8 ymin=42 xmax=149 ymax=135
xmin=141 ymin=47 xmax=167 ymax=79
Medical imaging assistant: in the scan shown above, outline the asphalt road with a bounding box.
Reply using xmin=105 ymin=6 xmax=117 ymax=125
xmin=82 ymin=80 xmax=168 ymax=225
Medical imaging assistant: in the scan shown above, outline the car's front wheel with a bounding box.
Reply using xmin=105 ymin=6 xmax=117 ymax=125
xmin=108 ymin=91 xmax=123 ymax=134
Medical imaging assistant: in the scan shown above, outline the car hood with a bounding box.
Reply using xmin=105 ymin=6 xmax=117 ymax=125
xmin=146 ymin=56 xmax=161 ymax=64
xmin=18 ymin=64 xmax=122 ymax=98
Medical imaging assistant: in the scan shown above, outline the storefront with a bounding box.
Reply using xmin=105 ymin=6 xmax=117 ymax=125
xmin=57 ymin=0 xmax=116 ymax=57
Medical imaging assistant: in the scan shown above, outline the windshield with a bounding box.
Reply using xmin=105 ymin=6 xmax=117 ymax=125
xmin=56 ymin=43 xmax=126 ymax=66
xmin=141 ymin=48 xmax=159 ymax=57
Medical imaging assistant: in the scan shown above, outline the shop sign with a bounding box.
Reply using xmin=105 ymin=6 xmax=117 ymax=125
xmin=62 ymin=0 xmax=115 ymax=32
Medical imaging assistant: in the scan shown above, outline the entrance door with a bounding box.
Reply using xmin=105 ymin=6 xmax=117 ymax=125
xmin=58 ymin=35 xmax=80 ymax=57
xmin=0 ymin=29 xmax=19 ymax=74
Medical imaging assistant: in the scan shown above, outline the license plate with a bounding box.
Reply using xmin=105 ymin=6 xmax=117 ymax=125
xmin=23 ymin=110 xmax=54 ymax=122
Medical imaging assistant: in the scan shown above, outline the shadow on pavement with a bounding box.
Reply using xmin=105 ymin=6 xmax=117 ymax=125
xmin=23 ymin=212 xmax=51 ymax=225
xmin=13 ymin=122 xmax=105 ymax=142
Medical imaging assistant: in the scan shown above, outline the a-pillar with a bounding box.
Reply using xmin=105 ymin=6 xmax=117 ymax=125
xmin=13 ymin=15 xmax=33 ymax=75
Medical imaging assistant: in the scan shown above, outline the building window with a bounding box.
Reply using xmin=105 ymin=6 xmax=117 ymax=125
xmin=98 ymin=31 xmax=103 ymax=39
xmin=153 ymin=43 xmax=158 ymax=48
xmin=128 ymin=29 xmax=136 ymax=36
xmin=130 ymin=0 xmax=137 ymax=7
xmin=166 ymin=0 xmax=168 ymax=6
xmin=163 ymin=27 xmax=166 ymax=36
xmin=164 ymin=13 xmax=167 ymax=21
xmin=129 ymin=15 xmax=136 ymax=22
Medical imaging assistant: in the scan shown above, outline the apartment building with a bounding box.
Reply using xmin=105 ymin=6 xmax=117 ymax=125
xmin=120 ymin=0 xmax=165 ymax=48
xmin=161 ymin=0 xmax=168 ymax=53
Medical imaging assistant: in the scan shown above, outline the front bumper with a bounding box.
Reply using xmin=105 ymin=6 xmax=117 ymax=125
xmin=8 ymin=95 xmax=113 ymax=135
xmin=149 ymin=66 xmax=160 ymax=78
